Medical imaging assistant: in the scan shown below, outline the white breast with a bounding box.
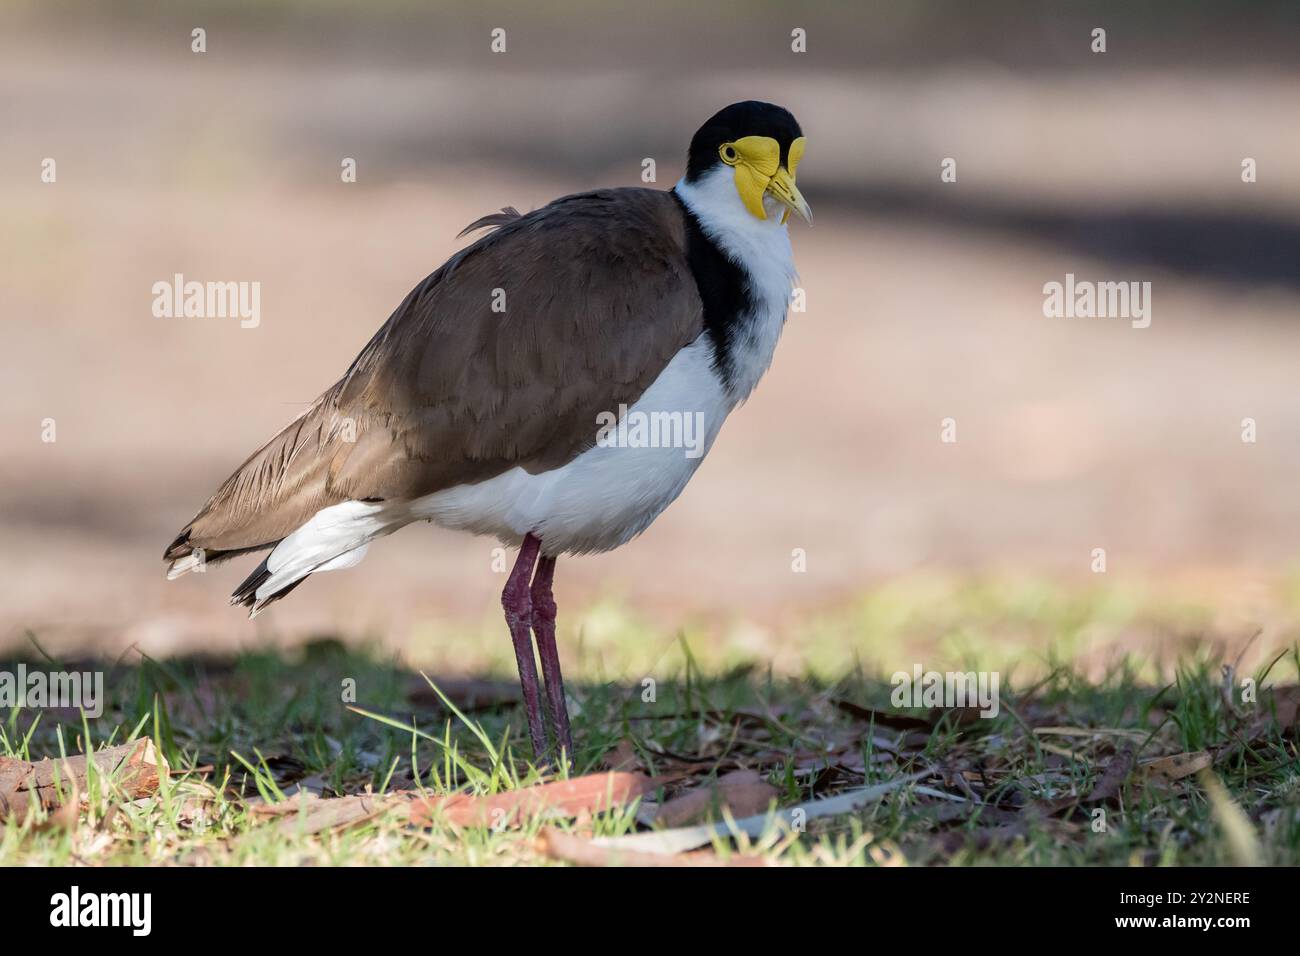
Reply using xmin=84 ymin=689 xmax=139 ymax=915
xmin=411 ymin=335 xmax=730 ymax=554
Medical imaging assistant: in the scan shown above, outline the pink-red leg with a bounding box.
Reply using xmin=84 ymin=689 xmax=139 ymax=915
xmin=502 ymin=534 xmax=546 ymax=758
xmin=530 ymin=553 xmax=574 ymax=764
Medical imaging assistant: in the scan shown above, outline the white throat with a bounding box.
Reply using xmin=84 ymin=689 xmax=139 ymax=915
xmin=674 ymin=166 xmax=799 ymax=402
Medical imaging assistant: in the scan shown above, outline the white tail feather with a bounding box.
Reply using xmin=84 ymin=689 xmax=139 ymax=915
xmin=166 ymin=553 xmax=204 ymax=580
xmin=252 ymin=500 xmax=403 ymax=606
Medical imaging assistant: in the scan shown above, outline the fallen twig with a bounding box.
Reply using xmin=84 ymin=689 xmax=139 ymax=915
xmin=0 ymin=739 xmax=166 ymax=824
xmin=408 ymin=771 xmax=656 ymax=828
xmin=539 ymin=828 xmax=768 ymax=867
xmin=590 ymin=768 xmax=935 ymax=855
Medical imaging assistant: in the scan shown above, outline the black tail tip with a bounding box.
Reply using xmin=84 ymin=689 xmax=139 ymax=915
xmin=164 ymin=529 xmax=192 ymax=562
xmin=230 ymin=556 xmax=272 ymax=609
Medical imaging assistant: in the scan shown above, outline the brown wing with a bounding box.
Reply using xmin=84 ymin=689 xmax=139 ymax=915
xmin=166 ymin=188 xmax=704 ymax=560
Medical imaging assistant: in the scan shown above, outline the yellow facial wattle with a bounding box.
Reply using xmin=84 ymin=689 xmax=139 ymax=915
xmin=718 ymin=135 xmax=811 ymax=225
xmin=787 ymin=136 xmax=806 ymax=177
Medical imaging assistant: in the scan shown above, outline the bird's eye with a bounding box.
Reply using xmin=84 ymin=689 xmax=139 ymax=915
xmin=719 ymin=143 xmax=740 ymax=166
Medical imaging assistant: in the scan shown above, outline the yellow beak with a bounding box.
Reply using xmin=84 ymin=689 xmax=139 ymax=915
xmin=767 ymin=166 xmax=813 ymax=225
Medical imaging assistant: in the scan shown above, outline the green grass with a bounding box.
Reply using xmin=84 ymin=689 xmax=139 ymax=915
xmin=3 ymin=578 xmax=1299 ymax=866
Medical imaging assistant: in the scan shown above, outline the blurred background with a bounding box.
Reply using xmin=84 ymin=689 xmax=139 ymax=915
xmin=3 ymin=0 xmax=1300 ymax=663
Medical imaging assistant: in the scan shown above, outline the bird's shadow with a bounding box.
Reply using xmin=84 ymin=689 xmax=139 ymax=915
xmin=827 ymin=183 xmax=1300 ymax=291
xmin=0 ymin=638 xmax=910 ymax=795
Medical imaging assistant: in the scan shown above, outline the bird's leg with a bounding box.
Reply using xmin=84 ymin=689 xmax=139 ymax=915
xmin=530 ymin=553 xmax=575 ymax=766
xmin=502 ymin=534 xmax=546 ymax=759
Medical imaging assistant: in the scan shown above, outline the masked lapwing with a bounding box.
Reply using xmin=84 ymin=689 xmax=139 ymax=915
xmin=164 ymin=101 xmax=810 ymax=762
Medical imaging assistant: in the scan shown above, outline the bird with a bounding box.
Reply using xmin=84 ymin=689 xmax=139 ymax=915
xmin=163 ymin=100 xmax=810 ymax=764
